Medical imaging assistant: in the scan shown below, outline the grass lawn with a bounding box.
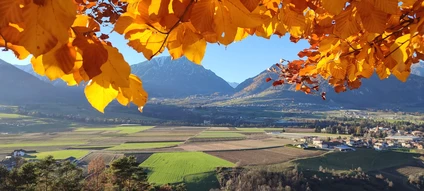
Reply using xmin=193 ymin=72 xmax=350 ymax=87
xmin=0 ymin=141 xmax=87 ymax=148
xmin=75 ymin=126 xmax=154 ymax=134
xmin=25 ymin=150 xmax=90 ymax=160
xmin=107 ymin=142 xmax=182 ymax=150
xmin=0 ymin=113 xmax=29 ymax=119
xmin=294 ymin=148 xmax=422 ymax=172
xmin=140 ymin=152 xmax=234 ymax=184
xmin=196 ymin=131 xmax=245 ymax=138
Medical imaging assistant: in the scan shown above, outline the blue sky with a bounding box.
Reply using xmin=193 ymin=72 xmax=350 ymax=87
xmin=0 ymin=33 xmax=309 ymax=83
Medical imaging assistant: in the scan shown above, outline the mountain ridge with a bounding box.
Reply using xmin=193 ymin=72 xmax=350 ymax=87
xmin=130 ymin=56 xmax=235 ymax=98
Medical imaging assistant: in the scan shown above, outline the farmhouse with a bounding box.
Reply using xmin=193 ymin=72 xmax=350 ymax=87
xmin=12 ymin=149 xmax=26 ymax=157
xmin=334 ymin=145 xmax=355 ymax=152
xmin=385 ymin=136 xmax=422 ymax=142
xmin=374 ymin=142 xmax=388 ymax=151
xmin=345 ymin=139 xmax=364 ymax=147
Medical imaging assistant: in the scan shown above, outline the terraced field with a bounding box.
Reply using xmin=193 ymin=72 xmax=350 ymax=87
xmin=75 ymin=126 xmax=154 ymax=134
xmin=79 ymin=152 xmax=124 ymax=165
xmin=195 ymin=131 xmax=246 ymax=138
xmin=140 ymin=152 xmax=234 ymax=184
xmin=207 ymin=147 xmax=325 ymax=166
xmin=107 ymin=142 xmax=183 ymax=150
xmin=26 ymin=150 xmax=90 ymax=159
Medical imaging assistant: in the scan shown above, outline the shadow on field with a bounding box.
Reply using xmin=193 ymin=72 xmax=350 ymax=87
xmin=294 ymin=148 xmax=423 ymax=172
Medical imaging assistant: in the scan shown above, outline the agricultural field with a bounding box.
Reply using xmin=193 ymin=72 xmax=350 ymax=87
xmin=140 ymin=152 xmax=234 ymax=185
xmin=107 ymin=142 xmax=183 ymax=150
xmin=179 ymin=138 xmax=294 ymax=151
xmin=236 ymin=128 xmax=285 ymax=132
xmin=25 ymin=150 xmax=90 ymax=160
xmin=0 ymin=113 xmax=29 ymax=119
xmin=195 ymin=131 xmax=246 ymax=138
xmin=0 ymin=141 xmax=87 ymax=148
xmin=208 ymin=147 xmax=325 ymax=166
xmin=75 ymin=126 xmax=154 ymax=134
xmin=278 ymin=132 xmax=351 ymax=139
xmin=79 ymin=152 xmax=124 ymax=165
xmin=293 ymin=148 xmax=423 ymax=172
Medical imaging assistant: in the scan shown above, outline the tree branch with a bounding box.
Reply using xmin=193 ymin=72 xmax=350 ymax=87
xmin=384 ymin=34 xmax=418 ymax=59
xmin=150 ymin=0 xmax=195 ymax=58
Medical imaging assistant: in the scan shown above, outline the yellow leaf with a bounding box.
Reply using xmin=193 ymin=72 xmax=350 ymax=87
xmin=224 ymin=0 xmax=262 ymax=28
xmin=346 ymin=61 xmax=357 ymax=81
xmin=72 ymin=36 xmax=108 ymax=78
xmin=356 ymin=59 xmax=374 ymax=78
xmin=214 ymin=0 xmax=237 ymax=45
xmin=0 ymin=0 xmax=23 ymax=27
xmin=117 ymin=74 xmax=148 ymax=110
xmin=190 ymin=0 xmax=215 ymax=33
xmin=235 ymin=28 xmax=249 ymax=41
xmin=329 ymin=58 xmax=347 ymax=79
xmin=72 ymin=15 xmax=101 ymax=34
xmin=167 ymin=24 xmax=185 ymax=59
xmin=31 ymin=42 xmax=77 ymax=81
xmin=375 ymin=61 xmax=391 ymax=80
xmin=84 ymin=75 xmax=119 ymax=113
xmin=389 ymin=34 xmax=411 ymax=70
xmin=318 ymin=36 xmax=340 ymax=56
xmin=281 ymin=5 xmax=305 ymax=38
xmin=128 ymin=29 xmax=167 ymax=60
xmin=20 ymin=0 xmax=77 ymax=56
xmin=357 ymin=0 xmax=387 ymax=34
xmin=321 ymin=0 xmax=348 ymax=15
xmin=0 ymin=33 xmax=29 ymax=60
xmin=373 ymin=0 xmax=397 ymax=14
xmin=334 ymin=5 xmax=361 ymax=39
xmin=240 ymin=0 xmax=260 ymax=12
xmin=101 ymin=46 xmax=132 ymax=88
xmin=172 ymin=0 xmax=193 ymax=19
xmin=183 ymin=27 xmax=207 ymax=64
xmin=148 ymin=0 xmax=170 ymax=21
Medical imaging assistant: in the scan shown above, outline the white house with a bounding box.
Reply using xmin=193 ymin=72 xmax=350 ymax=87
xmin=316 ymin=142 xmax=329 ymax=149
xmin=374 ymin=142 xmax=388 ymax=151
xmin=334 ymin=145 xmax=355 ymax=152
xmin=12 ymin=149 xmax=26 ymax=157
xmin=346 ymin=139 xmax=364 ymax=147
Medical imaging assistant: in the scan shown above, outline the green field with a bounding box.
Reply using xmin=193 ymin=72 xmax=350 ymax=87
xmin=196 ymin=131 xmax=245 ymax=138
xmin=0 ymin=141 xmax=87 ymax=148
xmin=26 ymin=150 xmax=90 ymax=159
xmin=294 ymin=149 xmax=422 ymax=172
xmin=107 ymin=142 xmax=182 ymax=150
xmin=140 ymin=152 xmax=234 ymax=184
xmin=75 ymin=126 xmax=154 ymax=134
xmin=0 ymin=113 xmax=29 ymax=119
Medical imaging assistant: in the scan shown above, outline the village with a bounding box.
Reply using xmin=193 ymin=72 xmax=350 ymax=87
xmin=289 ymin=127 xmax=424 ymax=152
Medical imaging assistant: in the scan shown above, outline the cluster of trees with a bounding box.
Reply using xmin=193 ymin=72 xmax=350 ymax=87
xmin=215 ymin=166 xmax=394 ymax=191
xmin=0 ymin=156 xmax=187 ymax=191
xmin=0 ymin=156 xmax=83 ymax=191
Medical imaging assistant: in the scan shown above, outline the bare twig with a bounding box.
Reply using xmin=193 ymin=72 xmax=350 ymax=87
xmin=150 ymin=0 xmax=195 ymax=58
